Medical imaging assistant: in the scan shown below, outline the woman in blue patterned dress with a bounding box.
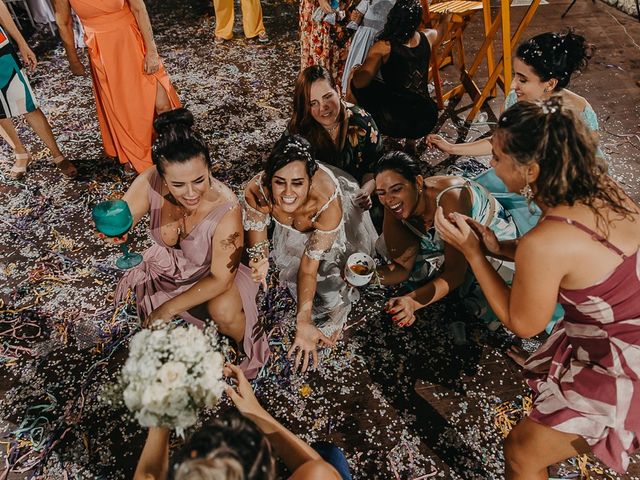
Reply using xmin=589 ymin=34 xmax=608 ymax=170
xmin=0 ymin=3 xmax=76 ymax=179
xmin=427 ymin=31 xmax=598 ymax=235
xmin=373 ymin=152 xmax=517 ymax=327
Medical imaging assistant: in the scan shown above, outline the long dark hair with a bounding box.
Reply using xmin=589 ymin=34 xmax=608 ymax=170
xmin=152 ymin=108 xmax=212 ymax=176
xmin=376 ymin=0 xmax=422 ymax=45
xmin=169 ymin=411 xmax=275 ymax=480
xmin=288 ymin=65 xmax=345 ymax=165
xmin=496 ymin=97 xmax=634 ymax=231
xmin=516 ymin=30 xmax=594 ymax=91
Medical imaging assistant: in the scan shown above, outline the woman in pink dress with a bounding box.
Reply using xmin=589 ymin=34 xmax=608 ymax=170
xmin=435 ymin=97 xmax=640 ymax=477
xmin=111 ymin=109 xmax=269 ymax=379
xmin=54 ymin=0 xmax=181 ymax=173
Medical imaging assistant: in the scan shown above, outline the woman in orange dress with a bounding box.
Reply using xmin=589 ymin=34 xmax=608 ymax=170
xmin=54 ymin=0 xmax=181 ymax=173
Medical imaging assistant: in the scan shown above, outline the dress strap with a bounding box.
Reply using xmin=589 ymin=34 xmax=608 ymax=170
xmin=543 ymin=215 xmax=627 ymax=258
xmin=311 ymin=164 xmax=340 ymax=223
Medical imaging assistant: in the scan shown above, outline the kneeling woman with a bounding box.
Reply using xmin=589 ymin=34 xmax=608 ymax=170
xmin=113 ymin=109 xmax=269 ymax=379
xmin=374 ymin=152 xmax=517 ymax=326
xmin=242 ymin=135 xmax=377 ymax=372
xmin=435 ymin=98 xmax=640 ymax=477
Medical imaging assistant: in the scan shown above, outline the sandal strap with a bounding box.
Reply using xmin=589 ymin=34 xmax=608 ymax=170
xmin=10 ymin=165 xmax=27 ymax=173
xmin=52 ymin=155 xmax=65 ymax=165
xmin=15 ymin=153 xmax=30 ymax=160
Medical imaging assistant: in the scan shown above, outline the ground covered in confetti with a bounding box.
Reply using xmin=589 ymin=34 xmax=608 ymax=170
xmin=1 ymin=0 xmax=639 ymax=478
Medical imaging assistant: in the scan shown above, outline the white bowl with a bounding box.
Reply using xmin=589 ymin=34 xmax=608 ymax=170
xmin=344 ymin=253 xmax=375 ymax=287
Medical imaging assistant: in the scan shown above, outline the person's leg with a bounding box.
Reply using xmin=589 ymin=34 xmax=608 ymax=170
xmin=206 ymin=285 xmax=246 ymax=345
xmin=154 ymin=81 xmax=172 ymax=115
xmin=239 ymin=0 xmax=267 ymax=40
xmin=310 ymin=441 xmax=352 ymax=480
xmin=0 ymin=118 xmax=30 ymax=178
xmin=23 ymin=108 xmax=77 ymax=177
xmin=212 ymin=0 xmax=235 ymax=41
xmin=504 ymin=417 xmax=590 ymax=480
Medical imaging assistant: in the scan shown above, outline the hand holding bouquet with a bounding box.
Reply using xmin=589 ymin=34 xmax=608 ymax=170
xmin=121 ymin=322 xmax=226 ymax=436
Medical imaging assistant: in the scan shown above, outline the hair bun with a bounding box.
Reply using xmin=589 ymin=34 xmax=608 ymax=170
xmin=153 ymin=108 xmax=195 ymax=137
xmin=559 ymin=30 xmax=594 ymax=74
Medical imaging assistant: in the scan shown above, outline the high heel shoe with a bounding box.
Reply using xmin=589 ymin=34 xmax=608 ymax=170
xmin=9 ymin=153 xmax=32 ymax=180
xmin=52 ymin=154 xmax=77 ymax=178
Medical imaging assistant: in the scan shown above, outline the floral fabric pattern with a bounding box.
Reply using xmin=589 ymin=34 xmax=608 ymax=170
xmin=334 ymin=103 xmax=382 ymax=183
xmin=300 ymin=0 xmax=354 ymax=88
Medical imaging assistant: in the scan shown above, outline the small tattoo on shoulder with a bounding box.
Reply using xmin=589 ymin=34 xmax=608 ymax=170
xmin=221 ymin=232 xmax=240 ymax=250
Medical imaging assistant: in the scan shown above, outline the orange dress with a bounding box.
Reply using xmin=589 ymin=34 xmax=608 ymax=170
xmin=69 ymin=0 xmax=181 ymax=173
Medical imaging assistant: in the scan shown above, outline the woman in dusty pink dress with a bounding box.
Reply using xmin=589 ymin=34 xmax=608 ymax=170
xmin=54 ymin=0 xmax=181 ymax=173
xmin=436 ymin=97 xmax=640 ymax=477
xmin=111 ymin=109 xmax=269 ymax=379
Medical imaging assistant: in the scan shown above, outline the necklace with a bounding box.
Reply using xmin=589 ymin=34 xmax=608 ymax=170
xmin=324 ymin=121 xmax=340 ymax=136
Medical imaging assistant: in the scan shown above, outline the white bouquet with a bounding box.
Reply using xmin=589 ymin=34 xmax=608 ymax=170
xmin=121 ymin=322 xmax=226 ymax=436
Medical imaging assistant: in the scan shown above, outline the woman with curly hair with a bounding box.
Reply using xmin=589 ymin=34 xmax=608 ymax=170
xmin=348 ymin=0 xmax=450 ymax=149
xmin=436 ymin=97 xmax=640 ymax=478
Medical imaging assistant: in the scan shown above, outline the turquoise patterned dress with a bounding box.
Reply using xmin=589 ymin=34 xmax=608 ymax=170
xmin=400 ymin=179 xmax=518 ymax=324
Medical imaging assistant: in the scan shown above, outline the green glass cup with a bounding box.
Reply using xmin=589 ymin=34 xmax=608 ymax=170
xmin=92 ymin=200 xmax=143 ymax=269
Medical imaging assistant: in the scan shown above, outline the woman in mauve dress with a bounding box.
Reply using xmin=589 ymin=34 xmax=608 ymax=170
xmin=110 ymin=109 xmax=269 ymax=379
xmin=436 ymin=97 xmax=640 ymax=477
xmin=54 ymin=0 xmax=181 ymax=173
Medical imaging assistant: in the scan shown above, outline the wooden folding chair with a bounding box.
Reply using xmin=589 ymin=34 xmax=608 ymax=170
xmin=421 ymin=0 xmax=484 ymax=110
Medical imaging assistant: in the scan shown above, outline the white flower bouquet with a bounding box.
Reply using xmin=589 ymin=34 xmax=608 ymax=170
xmin=121 ymin=322 xmax=226 ymax=436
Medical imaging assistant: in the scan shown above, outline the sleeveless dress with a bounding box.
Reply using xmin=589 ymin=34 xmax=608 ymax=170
xmin=69 ymin=0 xmax=181 ymax=173
xmin=242 ymin=164 xmax=377 ymax=335
xmin=351 ymin=32 xmax=438 ymax=139
xmin=0 ymin=26 xmax=38 ymax=119
xmin=523 ymin=215 xmax=640 ymax=474
xmin=341 ymin=0 xmax=396 ymax=89
xmin=115 ymin=170 xmax=269 ymax=380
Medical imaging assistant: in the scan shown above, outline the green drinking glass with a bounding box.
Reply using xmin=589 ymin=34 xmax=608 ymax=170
xmin=92 ymin=200 xmax=143 ymax=270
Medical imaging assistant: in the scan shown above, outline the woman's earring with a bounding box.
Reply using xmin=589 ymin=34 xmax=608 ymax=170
xmin=520 ymin=183 xmax=533 ymax=200
xmin=520 ymin=183 xmax=537 ymax=214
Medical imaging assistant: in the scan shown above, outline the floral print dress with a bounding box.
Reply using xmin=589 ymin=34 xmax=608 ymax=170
xmin=300 ymin=0 xmax=353 ymax=88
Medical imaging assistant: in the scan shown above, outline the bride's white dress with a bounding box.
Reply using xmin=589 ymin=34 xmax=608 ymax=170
xmin=242 ymin=163 xmax=377 ymax=334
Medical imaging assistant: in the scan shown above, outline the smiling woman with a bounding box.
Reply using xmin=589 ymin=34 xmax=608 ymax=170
xmin=107 ymin=108 xmax=269 ymax=379
xmin=373 ymin=152 xmax=517 ymax=327
xmin=241 ymin=135 xmax=377 ymax=373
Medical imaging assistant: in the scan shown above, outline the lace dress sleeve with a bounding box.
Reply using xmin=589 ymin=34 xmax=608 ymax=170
xmin=240 ymin=196 xmax=271 ymax=232
xmin=304 ymin=224 xmax=341 ymax=261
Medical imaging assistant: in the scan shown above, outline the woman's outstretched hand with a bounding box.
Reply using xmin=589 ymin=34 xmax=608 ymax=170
xmin=434 ymin=207 xmax=482 ymax=258
xmin=426 ymin=134 xmax=454 ymax=154
xmin=287 ymin=319 xmax=335 ymax=373
xmin=386 ymin=296 xmax=417 ymax=327
xmin=224 ymin=363 xmax=267 ymax=420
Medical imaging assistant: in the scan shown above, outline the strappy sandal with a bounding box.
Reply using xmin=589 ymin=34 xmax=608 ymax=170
xmin=52 ymin=154 xmax=78 ymax=178
xmin=9 ymin=153 xmax=31 ymax=180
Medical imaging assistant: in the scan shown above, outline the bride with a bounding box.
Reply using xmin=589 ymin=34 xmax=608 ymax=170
xmin=242 ymin=135 xmax=377 ymax=372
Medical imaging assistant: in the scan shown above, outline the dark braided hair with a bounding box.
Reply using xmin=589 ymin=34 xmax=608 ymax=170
xmin=496 ymin=97 xmax=634 ymax=233
xmin=263 ymin=135 xmax=318 ymax=198
xmin=516 ymin=30 xmax=594 ymax=91
xmin=169 ymin=411 xmax=275 ymax=480
xmin=376 ymin=0 xmax=422 ymax=45
xmin=152 ymin=108 xmax=212 ymax=176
